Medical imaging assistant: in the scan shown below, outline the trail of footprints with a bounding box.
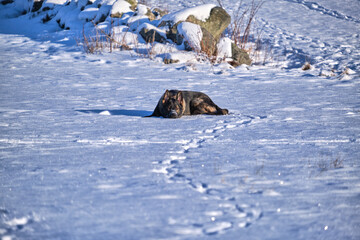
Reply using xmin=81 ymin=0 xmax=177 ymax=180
xmin=154 ymin=114 xmax=267 ymax=236
xmin=286 ymin=0 xmax=360 ymax=24
xmin=259 ymin=10 xmax=359 ymax=73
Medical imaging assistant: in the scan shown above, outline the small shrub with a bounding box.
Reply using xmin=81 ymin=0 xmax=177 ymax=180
xmin=308 ymin=156 xmax=345 ymax=177
xmin=331 ymin=157 xmax=344 ymax=169
xmin=78 ymin=26 xmax=105 ymax=54
xmin=228 ymin=0 xmax=264 ymax=50
xmin=223 ymin=0 xmax=269 ymax=65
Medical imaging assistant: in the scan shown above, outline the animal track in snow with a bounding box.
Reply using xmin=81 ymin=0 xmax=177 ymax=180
xmin=152 ymin=114 xmax=267 ymax=236
xmin=285 ymin=0 xmax=360 ymax=24
xmin=259 ymin=11 xmax=359 ymax=74
xmin=157 ymin=114 xmax=267 ymax=184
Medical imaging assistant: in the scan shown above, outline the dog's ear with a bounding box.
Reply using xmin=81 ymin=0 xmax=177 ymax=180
xmin=163 ymin=90 xmax=169 ymax=103
xmin=176 ymin=91 xmax=183 ymax=104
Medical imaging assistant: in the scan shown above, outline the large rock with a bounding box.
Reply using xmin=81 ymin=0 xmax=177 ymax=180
xmin=185 ymin=6 xmax=230 ymax=41
xmin=110 ymin=0 xmax=136 ymax=18
xmin=138 ymin=23 xmax=167 ymax=43
xmin=177 ymin=22 xmax=217 ymax=55
xmin=158 ymin=4 xmax=230 ymax=56
xmin=199 ymin=27 xmax=217 ymax=56
xmin=127 ymin=4 xmax=155 ymax=31
xmin=230 ymin=43 xmax=252 ymax=66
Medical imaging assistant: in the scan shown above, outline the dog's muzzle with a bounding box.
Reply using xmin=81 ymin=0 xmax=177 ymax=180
xmin=168 ymin=110 xmax=178 ymax=118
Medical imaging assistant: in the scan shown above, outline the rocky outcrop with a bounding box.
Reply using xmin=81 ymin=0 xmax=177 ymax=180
xmin=26 ymin=1 xmax=252 ymax=66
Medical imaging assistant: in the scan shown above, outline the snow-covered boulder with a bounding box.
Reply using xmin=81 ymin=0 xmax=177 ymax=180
xmin=177 ymin=22 xmax=203 ymax=51
xmin=93 ymin=0 xmax=116 ymax=24
xmin=110 ymin=0 xmax=134 ymax=18
xmin=78 ymin=7 xmax=99 ymax=22
xmin=183 ymin=6 xmax=230 ymax=42
xmin=41 ymin=0 xmax=68 ymax=11
xmin=159 ymin=5 xmax=230 ymax=40
xmin=54 ymin=2 xmax=82 ymax=30
xmin=158 ymin=4 xmax=231 ymax=55
xmin=159 ymin=4 xmax=218 ymax=27
xmin=136 ymin=4 xmax=156 ymax=21
xmin=12 ymin=0 xmax=45 ymax=13
xmin=176 ymin=21 xmax=218 ymax=55
xmin=138 ymin=23 xmax=167 ymax=43
xmin=127 ymin=4 xmax=154 ymax=31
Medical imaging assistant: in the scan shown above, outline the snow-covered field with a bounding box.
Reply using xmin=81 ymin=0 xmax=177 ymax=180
xmin=0 ymin=0 xmax=359 ymax=239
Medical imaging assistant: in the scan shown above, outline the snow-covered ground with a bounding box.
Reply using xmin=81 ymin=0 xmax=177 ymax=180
xmin=0 ymin=0 xmax=359 ymax=239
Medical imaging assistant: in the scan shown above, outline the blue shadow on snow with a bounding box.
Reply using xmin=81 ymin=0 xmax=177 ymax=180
xmin=76 ymin=109 xmax=152 ymax=117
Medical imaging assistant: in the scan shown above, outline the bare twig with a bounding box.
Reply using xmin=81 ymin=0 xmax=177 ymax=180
xmin=228 ymin=0 xmax=264 ymax=49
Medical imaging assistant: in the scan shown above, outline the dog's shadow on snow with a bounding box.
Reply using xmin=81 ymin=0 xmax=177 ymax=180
xmin=76 ymin=109 xmax=152 ymax=117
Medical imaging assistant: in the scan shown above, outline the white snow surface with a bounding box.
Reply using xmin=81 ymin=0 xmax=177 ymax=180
xmin=161 ymin=4 xmax=216 ymax=23
xmin=177 ymin=22 xmax=203 ymax=52
xmin=0 ymin=0 xmax=360 ymax=239
xmin=217 ymin=37 xmax=233 ymax=58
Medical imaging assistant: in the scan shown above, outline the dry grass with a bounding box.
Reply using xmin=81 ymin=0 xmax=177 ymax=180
xmin=78 ymin=26 xmax=105 ymax=54
xmin=77 ymin=20 xmax=132 ymax=54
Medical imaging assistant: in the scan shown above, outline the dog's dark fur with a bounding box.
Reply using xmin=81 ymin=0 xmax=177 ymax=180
xmin=146 ymin=90 xmax=228 ymax=118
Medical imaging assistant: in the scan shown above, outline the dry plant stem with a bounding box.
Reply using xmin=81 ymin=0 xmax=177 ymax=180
xmin=230 ymin=0 xmax=246 ymax=46
xmin=109 ymin=20 xmax=113 ymax=53
xmin=146 ymin=32 xmax=156 ymax=59
xmin=241 ymin=0 xmax=263 ymax=48
xmin=229 ymin=0 xmax=264 ymax=49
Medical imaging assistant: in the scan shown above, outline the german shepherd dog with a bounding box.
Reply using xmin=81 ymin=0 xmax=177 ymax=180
xmin=146 ymin=90 xmax=228 ymax=118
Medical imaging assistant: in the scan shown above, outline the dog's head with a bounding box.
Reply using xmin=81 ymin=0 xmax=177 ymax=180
xmin=160 ymin=90 xmax=185 ymax=118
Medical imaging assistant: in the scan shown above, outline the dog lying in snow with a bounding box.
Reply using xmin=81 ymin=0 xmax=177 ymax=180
xmin=146 ymin=90 xmax=228 ymax=118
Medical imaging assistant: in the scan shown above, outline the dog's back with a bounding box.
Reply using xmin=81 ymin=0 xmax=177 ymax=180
xmin=147 ymin=90 xmax=228 ymax=118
